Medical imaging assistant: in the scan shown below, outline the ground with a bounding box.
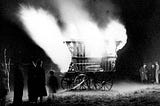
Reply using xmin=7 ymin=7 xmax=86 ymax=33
xmin=6 ymin=81 xmax=160 ymax=106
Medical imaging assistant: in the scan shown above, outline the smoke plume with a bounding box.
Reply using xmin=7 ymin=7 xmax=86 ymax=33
xmin=18 ymin=5 xmax=72 ymax=73
xmin=17 ymin=0 xmax=127 ymax=73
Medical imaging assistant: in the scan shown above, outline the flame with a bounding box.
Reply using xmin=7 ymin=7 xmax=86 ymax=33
xmin=18 ymin=6 xmax=71 ymax=73
xmin=18 ymin=0 xmax=127 ymax=73
xmin=103 ymin=19 xmax=127 ymax=56
xmin=57 ymin=0 xmax=127 ymax=58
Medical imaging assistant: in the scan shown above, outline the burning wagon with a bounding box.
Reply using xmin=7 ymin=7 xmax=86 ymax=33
xmin=61 ymin=41 xmax=117 ymax=91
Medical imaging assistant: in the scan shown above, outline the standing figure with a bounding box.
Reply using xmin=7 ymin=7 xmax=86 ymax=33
xmin=146 ymin=62 xmax=155 ymax=83
xmin=0 ymin=66 xmax=8 ymax=106
xmin=35 ymin=60 xmax=47 ymax=103
xmin=155 ymin=61 xmax=160 ymax=84
xmin=27 ymin=61 xmax=37 ymax=103
xmin=47 ymin=71 xmax=59 ymax=99
xmin=13 ymin=63 xmax=24 ymax=105
xmin=139 ymin=64 xmax=147 ymax=83
xmin=151 ymin=63 xmax=156 ymax=83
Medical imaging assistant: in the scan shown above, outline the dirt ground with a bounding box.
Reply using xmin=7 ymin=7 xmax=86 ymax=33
xmin=6 ymin=81 xmax=160 ymax=106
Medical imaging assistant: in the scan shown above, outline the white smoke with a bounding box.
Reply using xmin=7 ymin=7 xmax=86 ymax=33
xmin=56 ymin=0 xmax=127 ymax=58
xmin=103 ymin=19 xmax=127 ymax=56
xmin=18 ymin=0 xmax=127 ymax=73
xmin=18 ymin=5 xmax=71 ymax=73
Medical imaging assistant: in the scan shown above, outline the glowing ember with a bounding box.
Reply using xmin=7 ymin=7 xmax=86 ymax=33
xmin=18 ymin=5 xmax=72 ymax=73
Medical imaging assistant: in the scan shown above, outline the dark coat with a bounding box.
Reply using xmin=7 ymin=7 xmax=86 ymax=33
xmin=27 ymin=64 xmax=37 ymax=100
xmin=13 ymin=65 xmax=24 ymax=104
xmin=47 ymin=75 xmax=59 ymax=93
xmin=35 ymin=66 xmax=47 ymax=96
xmin=0 ymin=70 xmax=8 ymax=99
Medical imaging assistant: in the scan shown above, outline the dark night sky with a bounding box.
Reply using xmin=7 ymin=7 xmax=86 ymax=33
xmin=113 ymin=0 xmax=160 ymax=78
xmin=1 ymin=0 xmax=160 ymax=79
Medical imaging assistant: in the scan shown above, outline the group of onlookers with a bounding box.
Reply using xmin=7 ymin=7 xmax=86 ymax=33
xmin=2 ymin=59 xmax=160 ymax=105
xmin=22 ymin=59 xmax=59 ymax=105
xmin=139 ymin=61 xmax=160 ymax=84
xmin=0 ymin=59 xmax=59 ymax=106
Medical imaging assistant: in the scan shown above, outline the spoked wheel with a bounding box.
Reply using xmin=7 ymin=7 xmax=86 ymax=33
xmin=100 ymin=78 xmax=113 ymax=91
xmin=87 ymin=78 xmax=97 ymax=90
xmin=73 ymin=74 xmax=88 ymax=90
xmin=94 ymin=80 xmax=103 ymax=90
xmin=61 ymin=77 xmax=74 ymax=89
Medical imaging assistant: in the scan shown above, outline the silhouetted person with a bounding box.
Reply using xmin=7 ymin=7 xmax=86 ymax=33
xmin=0 ymin=66 xmax=8 ymax=106
xmin=27 ymin=61 xmax=37 ymax=103
xmin=139 ymin=64 xmax=147 ymax=83
xmin=13 ymin=63 xmax=24 ymax=105
xmin=35 ymin=60 xmax=47 ymax=103
xmin=147 ymin=63 xmax=156 ymax=83
xmin=146 ymin=63 xmax=152 ymax=83
xmin=47 ymin=70 xmax=59 ymax=99
xmin=151 ymin=63 xmax=156 ymax=83
xmin=155 ymin=61 xmax=160 ymax=84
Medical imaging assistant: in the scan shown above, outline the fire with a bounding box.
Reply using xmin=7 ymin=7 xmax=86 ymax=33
xmin=103 ymin=20 xmax=127 ymax=56
xmin=18 ymin=6 xmax=72 ymax=73
xmin=18 ymin=0 xmax=127 ymax=73
xmin=57 ymin=0 xmax=127 ymax=57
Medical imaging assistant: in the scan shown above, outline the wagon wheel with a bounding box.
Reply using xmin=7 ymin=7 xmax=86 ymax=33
xmin=87 ymin=78 xmax=97 ymax=90
xmin=73 ymin=74 xmax=88 ymax=90
xmin=86 ymin=77 xmax=101 ymax=90
xmin=94 ymin=80 xmax=103 ymax=90
xmin=100 ymin=77 xmax=113 ymax=91
xmin=61 ymin=77 xmax=73 ymax=89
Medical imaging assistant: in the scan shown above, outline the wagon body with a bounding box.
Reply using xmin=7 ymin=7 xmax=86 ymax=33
xmin=61 ymin=41 xmax=117 ymax=90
